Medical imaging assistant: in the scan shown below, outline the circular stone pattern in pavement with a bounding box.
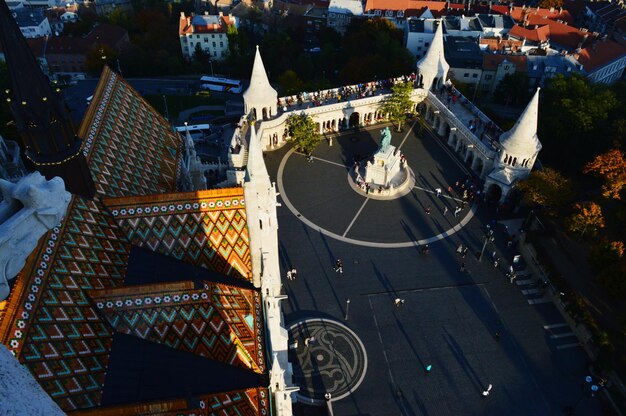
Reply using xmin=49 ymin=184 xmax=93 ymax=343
xmin=288 ymin=318 xmax=368 ymax=404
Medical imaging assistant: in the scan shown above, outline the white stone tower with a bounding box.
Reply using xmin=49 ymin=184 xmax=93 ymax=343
xmin=242 ymin=125 xmax=297 ymax=415
xmin=243 ymin=46 xmax=278 ymax=121
xmin=416 ymin=20 xmax=449 ymax=92
xmin=484 ymin=88 xmax=542 ymax=202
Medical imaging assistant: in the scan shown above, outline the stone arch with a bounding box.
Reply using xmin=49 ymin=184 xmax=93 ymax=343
xmin=431 ymin=77 xmax=440 ymax=92
xmin=331 ymin=119 xmax=336 ymax=130
xmin=473 ymin=157 xmax=484 ymax=176
xmin=449 ymin=133 xmax=457 ymax=148
xmin=349 ymin=112 xmax=360 ymax=128
xmin=466 ymin=151 xmax=475 ymax=166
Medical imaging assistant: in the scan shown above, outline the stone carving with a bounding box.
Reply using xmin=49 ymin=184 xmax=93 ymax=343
xmin=0 ymin=172 xmax=71 ymax=301
xmin=379 ymin=127 xmax=391 ymax=151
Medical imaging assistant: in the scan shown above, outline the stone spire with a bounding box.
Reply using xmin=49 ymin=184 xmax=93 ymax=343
xmin=499 ymin=88 xmax=542 ymax=156
xmin=416 ymin=20 xmax=450 ymax=91
xmin=0 ymin=0 xmax=95 ymax=199
xmin=245 ymin=124 xmax=270 ymax=186
xmin=243 ymin=46 xmax=278 ymax=120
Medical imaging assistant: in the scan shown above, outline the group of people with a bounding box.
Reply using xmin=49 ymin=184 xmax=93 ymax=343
xmin=277 ymin=74 xmax=417 ymax=111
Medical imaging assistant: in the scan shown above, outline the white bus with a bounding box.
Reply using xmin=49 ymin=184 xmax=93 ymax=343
xmin=175 ymin=124 xmax=212 ymax=140
xmin=199 ymin=76 xmax=242 ymax=94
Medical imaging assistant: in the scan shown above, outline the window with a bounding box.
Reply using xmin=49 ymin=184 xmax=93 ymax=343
xmin=425 ymin=42 xmax=430 ymax=47
xmin=485 ymin=74 xmax=493 ymax=80
xmin=385 ymin=10 xmax=394 ymax=17
xmin=374 ymin=10 xmax=381 ymax=16
xmin=213 ymin=42 xmax=216 ymax=47
xmin=204 ymin=38 xmax=208 ymax=43
xmin=196 ymin=35 xmax=200 ymax=39
xmin=504 ymin=65 xmax=509 ymax=70
xmin=212 ymin=34 xmax=215 ymax=38
xmin=472 ymin=73 xmax=478 ymax=78
xmin=397 ymin=10 xmax=404 ymax=17
xmin=464 ymin=73 xmax=469 ymax=77
xmin=220 ymin=41 xmax=223 ymax=47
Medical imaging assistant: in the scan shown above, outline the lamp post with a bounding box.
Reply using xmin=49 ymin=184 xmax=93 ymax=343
xmin=344 ymin=299 xmax=350 ymax=320
xmin=209 ymin=60 xmax=214 ymax=77
xmin=478 ymin=229 xmax=494 ymax=262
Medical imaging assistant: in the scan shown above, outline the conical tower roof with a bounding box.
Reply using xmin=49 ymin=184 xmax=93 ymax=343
xmin=499 ymin=88 xmax=542 ymax=155
xmin=245 ymin=124 xmax=270 ymax=184
xmin=416 ymin=20 xmax=449 ymax=82
xmin=243 ymin=46 xmax=277 ymax=105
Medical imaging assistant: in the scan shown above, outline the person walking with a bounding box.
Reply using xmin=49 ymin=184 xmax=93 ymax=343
xmin=435 ymin=188 xmax=442 ymax=197
xmin=334 ymin=259 xmax=343 ymax=274
xmin=443 ymin=206 xmax=448 ymax=215
xmin=286 ymin=270 xmax=292 ymax=280
xmin=460 ymin=262 xmax=466 ymax=272
xmin=291 ymin=268 xmax=298 ymax=279
xmin=482 ymin=384 xmax=493 ymax=397
xmin=394 ymin=298 xmax=405 ymax=307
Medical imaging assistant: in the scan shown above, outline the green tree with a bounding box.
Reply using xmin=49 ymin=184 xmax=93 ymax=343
xmin=515 ymin=167 xmax=573 ymax=214
xmin=287 ymin=113 xmax=321 ymax=155
xmin=107 ymin=9 xmax=133 ymax=31
xmin=379 ymin=81 xmax=414 ymax=132
xmin=85 ymin=44 xmax=118 ymax=76
xmin=278 ymin=70 xmax=304 ymax=95
xmin=494 ymin=72 xmax=531 ymax=106
xmin=539 ymin=74 xmax=618 ymax=173
xmin=566 ymin=202 xmax=605 ymax=237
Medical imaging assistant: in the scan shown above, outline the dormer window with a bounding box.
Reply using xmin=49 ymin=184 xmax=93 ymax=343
xmin=397 ymin=10 xmax=404 ymax=18
xmin=385 ymin=10 xmax=394 ymax=17
xmin=374 ymin=10 xmax=381 ymax=16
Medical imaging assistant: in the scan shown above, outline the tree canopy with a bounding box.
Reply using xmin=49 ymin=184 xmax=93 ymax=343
xmin=379 ymin=81 xmax=415 ymax=132
xmin=287 ymin=113 xmax=321 ymax=155
xmin=566 ymin=202 xmax=605 ymax=237
xmin=584 ymin=149 xmax=626 ymax=200
xmin=515 ymin=167 xmax=573 ymax=214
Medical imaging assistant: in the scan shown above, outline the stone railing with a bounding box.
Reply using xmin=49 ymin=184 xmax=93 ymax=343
xmin=428 ymin=91 xmax=496 ymax=161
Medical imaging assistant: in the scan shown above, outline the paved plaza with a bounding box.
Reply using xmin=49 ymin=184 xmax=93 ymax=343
xmin=264 ymin=122 xmax=602 ymax=416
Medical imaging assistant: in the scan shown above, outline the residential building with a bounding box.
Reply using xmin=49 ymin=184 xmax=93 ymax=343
xmin=406 ymin=15 xmax=515 ymax=59
xmin=327 ymin=0 xmax=363 ymax=35
xmin=81 ymin=0 xmax=133 ymax=16
xmin=526 ymin=54 xmax=580 ymax=88
xmin=582 ymin=1 xmax=626 ymax=35
xmin=365 ymin=0 xmax=467 ymax=26
xmin=445 ymin=35 xmax=483 ymax=85
xmin=179 ymin=11 xmax=237 ymax=61
xmin=481 ymin=53 xmax=527 ymax=93
xmin=304 ymin=6 xmax=327 ymax=33
xmin=12 ymin=7 xmax=51 ymax=38
xmin=575 ymin=39 xmax=626 ymax=84
xmin=479 ymin=37 xmax=524 ymax=53
xmin=0 ymin=134 xmax=27 ymax=182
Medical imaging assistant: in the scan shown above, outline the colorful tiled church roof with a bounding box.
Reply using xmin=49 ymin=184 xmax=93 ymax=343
xmin=0 ymin=67 xmax=262 ymax=413
xmin=87 ymin=281 xmax=264 ymax=374
xmin=72 ymin=387 xmax=269 ymax=415
xmin=102 ymin=188 xmax=252 ymax=281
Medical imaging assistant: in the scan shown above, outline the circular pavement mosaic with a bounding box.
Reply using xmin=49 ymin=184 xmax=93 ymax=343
xmin=288 ymin=318 xmax=368 ymax=404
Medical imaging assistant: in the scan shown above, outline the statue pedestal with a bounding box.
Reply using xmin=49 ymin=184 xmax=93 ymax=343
xmin=364 ymin=145 xmax=402 ymax=187
xmin=350 ymin=144 xmax=415 ymax=200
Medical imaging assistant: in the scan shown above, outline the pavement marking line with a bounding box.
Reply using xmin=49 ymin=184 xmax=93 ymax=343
xmin=556 ymin=343 xmax=582 ymax=350
xmin=368 ymin=297 xmax=397 ymax=386
xmin=294 ymin=152 xmax=349 ymax=169
xmin=549 ymin=333 xmax=575 ymax=339
xmin=342 ymin=197 xmax=370 ymax=237
xmin=521 ymin=289 xmax=543 ymax=295
xmin=362 ymin=282 xmax=486 ymax=297
xmin=412 ymin=185 xmax=464 ymax=202
xmin=528 ymin=298 xmax=552 ymax=305
xmin=276 ymin=147 xmax=477 ymax=248
xmin=543 ymin=323 xmax=569 ymax=330
xmin=397 ymin=120 xmax=418 ymax=150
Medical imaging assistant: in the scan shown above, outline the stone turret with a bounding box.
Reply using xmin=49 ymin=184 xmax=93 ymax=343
xmin=416 ymin=20 xmax=449 ymax=92
xmin=484 ymin=88 xmax=542 ymax=202
xmin=243 ymin=46 xmax=278 ymax=121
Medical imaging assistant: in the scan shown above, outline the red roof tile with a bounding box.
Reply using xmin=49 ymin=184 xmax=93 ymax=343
xmin=483 ymin=54 xmax=528 ymax=71
xmin=577 ymin=39 xmax=626 ymax=71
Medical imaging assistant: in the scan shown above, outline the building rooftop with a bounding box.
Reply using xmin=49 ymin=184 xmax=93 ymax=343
xmin=483 ymin=53 xmax=528 ymax=71
xmin=490 ymin=5 xmax=574 ymax=25
xmin=11 ymin=7 xmax=46 ymax=27
xmin=444 ymin=36 xmax=483 ymax=68
xmin=576 ymin=39 xmax=626 ymax=72
xmin=328 ymin=0 xmax=364 ymax=15
xmin=480 ymin=37 xmax=523 ymax=53
xmin=476 ymin=13 xmax=515 ymax=29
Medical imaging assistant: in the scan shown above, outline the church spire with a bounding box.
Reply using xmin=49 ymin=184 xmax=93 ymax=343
xmin=499 ymin=88 xmax=542 ymax=155
xmin=243 ymin=46 xmax=277 ymax=120
xmin=416 ymin=20 xmax=450 ymax=92
xmin=0 ymin=0 xmax=95 ymax=199
xmin=245 ymin=124 xmax=270 ymax=186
